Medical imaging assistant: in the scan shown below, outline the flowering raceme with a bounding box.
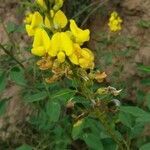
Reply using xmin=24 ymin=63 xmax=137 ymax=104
xmin=24 ymin=0 xmax=95 ymax=80
xmin=108 ymin=11 xmax=123 ymax=32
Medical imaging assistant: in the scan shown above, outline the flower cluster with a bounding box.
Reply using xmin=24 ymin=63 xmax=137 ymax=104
xmin=24 ymin=0 xmax=94 ymax=71
xmin=108 ymin=11 xmax=122 ymax=32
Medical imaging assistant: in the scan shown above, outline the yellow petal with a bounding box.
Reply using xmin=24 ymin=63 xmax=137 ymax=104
xmin=60 ymin=32 xmax=73 ymax=56
xmin=48 ymin=32 xmax=61 ymax=57
xmin=44 ymin=16 xmax=52 ymax=29
xmin=70 ymin=19 xmax=90 ymax=45
xmin=53 ymin=0 xmax=64 ymax=11
xmin=79 ymin=58 xmax=87 ymax=68
xmin=79 ymin=48 xmax=94 ymax=69
xmin=36 ymin=0 xmax=47 ymax=9
xmin=25 ymin=24 xmax=35 ymax=36
xmin=69 ymin=53 xmax=79 ymax=65
xmin=49 ymin=32 xmax=73 ymax=57
xmin=42 ymin=29 xmax=51 ymax=51
xmin=33 ymin=28 xmax=51 ymax=53
xmin=31 ymin=46 xmax=46 ymax=56
xmin=57 ymin=51 xmax=65 ymax=63
xmin=81 ymin=48 xmax=94 ymax=61
xmin=24 ymin=11 xmax=43 ymax=36
xmin=31 ymin=12 xmax=43 ymax=28
xmin=53 ymin=10 xmax=68 ymax=29
xmin=33 ymin=28 xmax=43 ymax=47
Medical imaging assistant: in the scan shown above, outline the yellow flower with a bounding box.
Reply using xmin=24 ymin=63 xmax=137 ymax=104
xmin=53 ymin=10 xmax=68 ymax=29
xmin=25 ymin=12 xmax=43 ymax=36
xmin=70 ymin=19 xmax=90 ymax=45
xmin=79 ymin=48 xmax=94 ymax=69
xmin=53 ymin=0 xmax=64 ymax=11
xmin=44 ymin=10 xmax=67 ymax=30
xmin=69 ymin=44 xmax=94 ymax=69
xmin=36 ymin=0 xmax=47 ymax=10
xmin=69 ymin=44 xmax=81 ymax=65
xmin=48 ymin=32 xmax=73 ymax=62
xmin=31 ymin=28 xmax=51 ymax=56
xmin=57 ymin=51 xmax=66 ymax=63
xmin=108 ymin=11 xmax=123 ymax=32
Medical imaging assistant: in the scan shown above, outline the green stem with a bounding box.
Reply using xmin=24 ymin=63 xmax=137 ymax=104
xmin=0 ymin=43 xmax=25 ymax=69
xmin=93 ymin=108 xmax=130 ymax=150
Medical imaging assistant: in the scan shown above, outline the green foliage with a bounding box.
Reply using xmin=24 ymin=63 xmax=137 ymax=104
xmin=138 ymin=20 xmax=150 ymax=29
xmin=16 ymin=144 xmax=32 ymax=150
xmin=140 ymin=143 xmax=150 ymax=150
xmin=137 ymin=64 xmax=150 ymax=73
xmin=10 ymin=66 xmax=27 ymax=86
xmin=50 ymin=88 xmax=76 ymax=102
xmin=83 ymin=133 xmax=104 ymax=150
xmin=23 ymin=91 xmax=48 ymax=103
xmin=6 ymin=21 xmax=25 ymax=34
xmin=46 ymin=101 xmax=61 ymax=122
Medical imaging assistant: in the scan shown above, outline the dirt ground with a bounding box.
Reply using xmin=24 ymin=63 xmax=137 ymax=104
xmin=0 ymin=0 xmax=150 ymax=141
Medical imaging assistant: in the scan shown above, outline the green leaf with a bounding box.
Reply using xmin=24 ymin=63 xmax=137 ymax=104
xmin=130 ymin=123 xmax=144 ymax=139
xmin=47 ymin=101 xmax=61 ymax=122
xmin=10 ymin=67 xmax=26 ymax=86
xmin=119 ymin=112 xmax=133 ymax=128
xmin=102 ymin=138 xmax=117 ymax=150
xmin=51 ymin=89 xmax=76 ymax=103
xmin=16 ymin=144 xmax=32 ymax=150
xmin=138 ymin=20 xmax=150 ymax=29
xmin=137 ymin=64 xmax=150 ymax=73
xmin=24 ymin=91 xmax=47 ymax=103
xmin=82 ymin=133 xmax=104 ymax=150
xmin=136 ymin=90 xmax=145 ymax=104
xmin=6 ymin=21 xmax=17 ymax=33
xmin=136 ymin=113 xmax=150 ymax=123
xmin=141 ymin=78 xmax=150 ymax=86
xmin=146 ymin=93 xmax=150 ymax=110
xmin=72 ymin=119 xmax=84 ymax=140
xmin=119 ymin=106 xmax=148 ymax=117
xmin=120 ymin=106 xmax=150 ymax=124
xmin=140 ymin=143 xmax=150 ymax=150
xmin=0 ymin=73 xmax=7 ymax=93
xmin=0 ymin=99 xmax=7 ymax=116
xmin=15 ymin=24 xmax=25 ymax=33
